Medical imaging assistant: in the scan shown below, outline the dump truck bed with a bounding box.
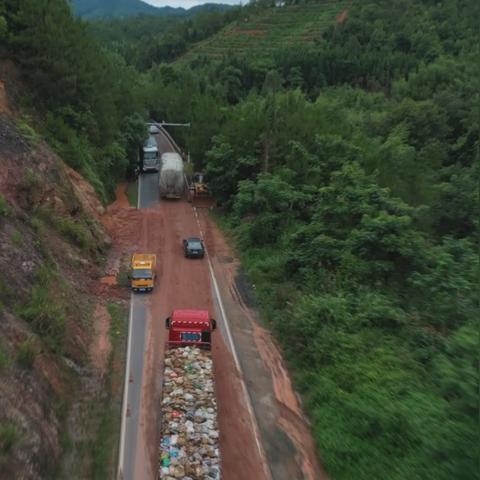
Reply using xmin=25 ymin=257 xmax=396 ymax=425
xmin=132 ymin=253 xmax=156 ymax=269
xmin=158 ymin=346 xmax=219 ymax=478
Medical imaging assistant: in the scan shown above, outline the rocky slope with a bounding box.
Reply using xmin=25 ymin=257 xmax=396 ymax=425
xmin=0 ymin=67 xmax=119 ymax=479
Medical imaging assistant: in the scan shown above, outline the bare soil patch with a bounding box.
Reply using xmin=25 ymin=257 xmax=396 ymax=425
xmin=336 ymin=9 xmax=348 ymax=24
xmin=236 ymin=29 xmax=267 ymax=37
xmin=89 ymin=303 xmax=111 ymax=376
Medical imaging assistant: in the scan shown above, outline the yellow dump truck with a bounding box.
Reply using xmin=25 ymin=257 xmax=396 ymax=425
xmin=130 ymin=253 xmax=156 ymax=292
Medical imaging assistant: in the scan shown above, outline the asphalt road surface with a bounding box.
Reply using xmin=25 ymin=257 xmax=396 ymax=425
xmin=118 ymin=130 xmax=176 ymax=480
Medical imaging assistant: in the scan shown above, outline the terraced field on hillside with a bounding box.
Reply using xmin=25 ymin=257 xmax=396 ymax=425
xmin=179 ymin=1 xmax=349 ymax=62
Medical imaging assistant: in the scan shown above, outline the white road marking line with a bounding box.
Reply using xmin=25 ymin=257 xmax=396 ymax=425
xmin=117 ymin=171 xmax=141 ymax=478
xmin=193 ymin=207 xmax=272 ymax=480
xmin=117 ymin=292 xmax=134 ymax=479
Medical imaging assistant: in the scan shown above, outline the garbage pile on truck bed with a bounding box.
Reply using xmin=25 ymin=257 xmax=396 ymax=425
xmin=158 ymin=346 xmax=220 ymax=479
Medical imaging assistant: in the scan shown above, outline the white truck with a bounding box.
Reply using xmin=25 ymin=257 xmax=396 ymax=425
xmin=142 ymin=135 xmax=160 ymax=172
xmin=159 ymin=152 xmax=184 ymax=199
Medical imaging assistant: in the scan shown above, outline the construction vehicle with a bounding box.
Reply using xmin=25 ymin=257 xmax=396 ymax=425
xmin=165 ymin=309 xmax=216 ymax=349
xmin=141 ymin=135 xmax=160 ymax=172
xmin=192 ymin=172 xmax=209 ymax=196
xmin=130 ymin=253 xmax=156 ymax=292
xmin=159 ymin=152 xmax=184 ymax=199
xmin=188 ymin=172 xmax=213 ymax=205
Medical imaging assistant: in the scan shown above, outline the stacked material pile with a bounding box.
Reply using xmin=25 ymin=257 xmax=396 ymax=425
xmin=158 ymin=346 xmax=220 ymax=479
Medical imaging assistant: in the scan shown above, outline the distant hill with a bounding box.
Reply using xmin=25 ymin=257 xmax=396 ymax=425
xmin=178 ymin=1 xmax=349 ymax=62
xmin=72 ymin=0 xmax=233 ymax=19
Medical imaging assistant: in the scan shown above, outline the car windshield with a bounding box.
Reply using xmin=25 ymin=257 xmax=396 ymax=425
xmin=132 ymin=269 xmax=152 ymax=279
xmin=188 ymin=241 xmax=202 ymax=249
xmin=144 ymin=152 xmax=157 ymax=160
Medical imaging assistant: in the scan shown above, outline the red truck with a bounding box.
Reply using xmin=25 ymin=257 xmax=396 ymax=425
xmin=165 ymin=309 xmax=217 ymax=349
xmin=159 ymin=310 xmax=220 ymax=477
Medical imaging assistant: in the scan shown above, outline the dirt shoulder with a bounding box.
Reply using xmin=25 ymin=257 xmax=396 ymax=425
xmin=198 ymin=208 xmax=327 ymax=480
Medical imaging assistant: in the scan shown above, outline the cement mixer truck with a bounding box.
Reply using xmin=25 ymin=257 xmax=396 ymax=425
xmin=159 ymin=152 xmax=185 ymax=199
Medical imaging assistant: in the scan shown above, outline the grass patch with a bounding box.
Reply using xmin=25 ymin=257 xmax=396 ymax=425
xmin=91 ymin=407 xmax=116 ymax=480
xmin=126 ymin=181 xmax=138 ymax=208
xmin=17 ymin=338 xmax=36 ymax=369
xmin=106 ymin=302 xmax=126 ymax=348
xmin=0 ymin=195 xmax=10 ymax=217
xmin=35 ymin=207 xmax=95 ymax=253
xmin=0 ymin=422 xmax=19 ymax=453
xmin=54 ymin=216 xmax=91 ymax=250
xmin=10 ymin=230 xmax=22 ymax=247
xmin=19 ymin=266 xmax=66 ymax=354
xmin=116 ymin=259 xmax=130 ymax=288
xmin=91 ymin=301 xmax=127 ymax=479
xmin=17 ymin=116 xmax=40 ymax=146
xmin=20 ymin=169 xmax=42 ymax=210
xmin=0 ymin=278 xmax=14 ymax=305
xmin=0 ymin=343 xmax=9 ymax=371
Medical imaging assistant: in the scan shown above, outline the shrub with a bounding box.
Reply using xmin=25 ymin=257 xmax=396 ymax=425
xmin=0 ymin=344 xmax=9 ymax=370
xmin=17 ymin=116 xmax=40 ymax=146
xmin=0 ymin=278 xmax=13 ymax=303
xmin=17 ymin=339 xmax=36 ymax=369
xmin=19 ymin=268 xmax=66 ymax=353
xmin=0 ymin=195 xmax=9 ymax=217
xmin=10 ymin=230 xmax=22 ymax=247
xmin=116 ymin=263 xmax=130 ymax=287
xmin=29 ymin=216 xmax=43 ymax=231
xmin=0 ymin=16 xmax=7 ymax=41
xmin=55 ymin=217 xmax=91 ymax=250
xmin=20 ymin=169 xmax=41 ymax=208
xmin=106 ymin=302 xmax=126 ymax=348
xmin=0 ymin=423 xmax=19 ymax=454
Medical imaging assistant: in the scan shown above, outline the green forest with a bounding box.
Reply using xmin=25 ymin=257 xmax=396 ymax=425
xmin=1 ymin=0 xmax=478 ymax=478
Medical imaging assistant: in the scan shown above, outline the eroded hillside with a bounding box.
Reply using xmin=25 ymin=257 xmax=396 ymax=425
xmin=0 ymin=69 xmax=124 ymax=479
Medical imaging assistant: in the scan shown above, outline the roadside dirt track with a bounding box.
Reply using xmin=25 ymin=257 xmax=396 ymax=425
xmin=197 ymin=208 xmax=327 ymax=480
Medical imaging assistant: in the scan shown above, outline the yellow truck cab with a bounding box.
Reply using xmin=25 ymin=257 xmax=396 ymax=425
xmin=130 ymin=254 xmax=156 ymax=292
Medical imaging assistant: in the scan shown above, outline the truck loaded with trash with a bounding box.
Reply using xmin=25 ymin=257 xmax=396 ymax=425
xmin=158 ymin=309 xmax=220 ymax=479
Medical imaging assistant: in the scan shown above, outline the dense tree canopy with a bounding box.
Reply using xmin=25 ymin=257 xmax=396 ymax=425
xmin=141 ymin=2 xmax=477 ymax=478
xmin=2 ymin=0 xmax=147 ymax=200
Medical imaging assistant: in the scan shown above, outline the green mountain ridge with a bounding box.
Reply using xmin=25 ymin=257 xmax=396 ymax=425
xmin=72 ymin=0 xmax=232 ymax=19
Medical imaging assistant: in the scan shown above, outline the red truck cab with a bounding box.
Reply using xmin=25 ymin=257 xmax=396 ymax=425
xmin=165 ymin=309 xmax=216 ymax=349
